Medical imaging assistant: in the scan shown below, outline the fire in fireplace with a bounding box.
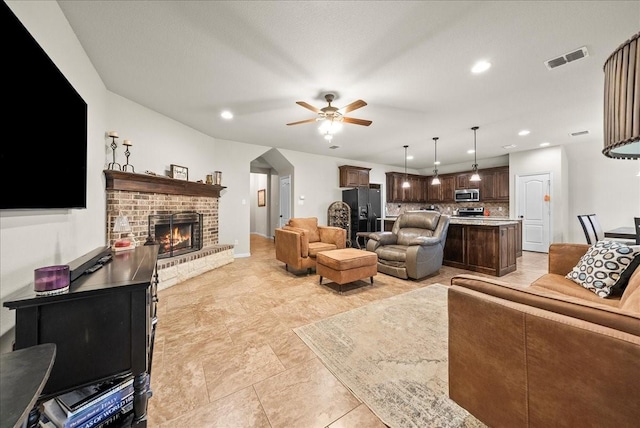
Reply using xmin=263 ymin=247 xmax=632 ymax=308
xmin=147 ymin=212 xmax=203 ymax=258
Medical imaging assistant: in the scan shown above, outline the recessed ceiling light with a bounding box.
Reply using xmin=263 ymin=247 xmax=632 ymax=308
xmin=518 ymin=130 xmax=530 ymax=136
xmin=434 ymin=161 xmax=441 ymax=165
xmin=467 ymin=149 xmax=475 ymax=154
xmin=502 ymin=144 xmax=517 ymax=149
xmin=220 ymin=110 xmax=233 ymax=120
xmin=324 ymin=134 xmax=333 ymax=141
xmin=471 ymin=60 xmax=491 ymax=74
xmin=406 ymin=155 xmax=414 ymax=160
xmin=540 ymin=142 xmax=550 ymax=147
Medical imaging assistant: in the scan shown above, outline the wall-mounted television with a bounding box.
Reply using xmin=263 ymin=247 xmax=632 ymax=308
xmin=1 ymin=2 xmax=87 ymax=209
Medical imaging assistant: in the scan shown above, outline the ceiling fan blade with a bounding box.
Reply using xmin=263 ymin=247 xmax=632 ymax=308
xmin=343 ymin=116 xmax=372 ymax=126
xmin=286 ymin=118 xmax=318 ymax=126
xmin=296 ymin=101 xmax=321 ymax=113
xmin=340 ymin=99 xmax=367 ymax=114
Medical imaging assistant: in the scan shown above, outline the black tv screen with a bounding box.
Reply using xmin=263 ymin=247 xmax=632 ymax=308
xmin=1 ymin=2 xmax=87 ymax=209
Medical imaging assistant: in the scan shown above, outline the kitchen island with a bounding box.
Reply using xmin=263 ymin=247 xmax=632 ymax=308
xmin=444 ymin=217 xmax=521 ymax=277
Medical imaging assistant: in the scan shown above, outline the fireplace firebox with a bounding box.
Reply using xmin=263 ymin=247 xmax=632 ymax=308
xmin=147 ymin=212 xmax=203 ymax=258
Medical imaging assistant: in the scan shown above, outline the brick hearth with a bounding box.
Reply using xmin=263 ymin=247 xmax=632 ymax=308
xmin=104 ymin=170 xmax=233 ymax=289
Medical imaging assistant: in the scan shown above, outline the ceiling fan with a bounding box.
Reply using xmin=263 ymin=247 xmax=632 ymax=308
xmin=286 ymin=93 xmax=372 ymax=129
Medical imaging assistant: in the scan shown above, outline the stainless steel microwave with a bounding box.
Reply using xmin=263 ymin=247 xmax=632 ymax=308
xmin=454 ymin=189 xmax=480 ymax=202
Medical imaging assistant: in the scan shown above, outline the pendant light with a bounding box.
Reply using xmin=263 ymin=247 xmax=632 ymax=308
xmin=470 ymin=126 xmax=481 ymax=182
xmin=431 ymin=137 xmax=441 ymax=185
xmin=402 ymin=145 xmax=410 ymax=188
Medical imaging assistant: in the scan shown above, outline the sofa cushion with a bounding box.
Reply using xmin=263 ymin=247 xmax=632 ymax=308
xmin=288 ymin=217 xmax=320 ymax=242
xmin=375 ymin=245 xmax=408 ymax=266
xmin=308 ymin=241 xmax=337 ymax=257
xmin=531 ymin=274 xmax=620 ymax=307
xmin=565 ymin=241 xmax=640 ymax=298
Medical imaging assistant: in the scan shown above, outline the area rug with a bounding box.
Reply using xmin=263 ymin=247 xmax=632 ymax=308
xmin=293 ymin=284 xmax=484 ymax=428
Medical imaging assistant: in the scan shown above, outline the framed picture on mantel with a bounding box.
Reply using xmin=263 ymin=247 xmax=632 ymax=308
xmin=170 ymin=164 xmax=188 ymax=181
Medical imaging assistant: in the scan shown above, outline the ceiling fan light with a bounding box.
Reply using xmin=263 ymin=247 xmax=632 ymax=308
xmin=318 ymin=119 xmax=343 ymax=135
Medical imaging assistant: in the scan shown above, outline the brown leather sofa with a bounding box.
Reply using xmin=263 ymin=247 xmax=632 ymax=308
xmin=366 ymin=211 xmax=450 ymax=280
xmin=448 ymin=243 xmax=640 ymax=427
xmin=275 ymin=217 xmax=346 ymax=274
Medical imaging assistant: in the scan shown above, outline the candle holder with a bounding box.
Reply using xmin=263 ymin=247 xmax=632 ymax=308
xmin=34 ymin=265 xmax=70 ymax=296
xmin=106 ymin=131 xmax=121 ymax=170
xmin=122 ymin=140 xmax=135 ymax=172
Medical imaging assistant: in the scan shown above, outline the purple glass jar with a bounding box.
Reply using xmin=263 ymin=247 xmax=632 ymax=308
xmin=34 ymin=265 xmax=70 ymax=295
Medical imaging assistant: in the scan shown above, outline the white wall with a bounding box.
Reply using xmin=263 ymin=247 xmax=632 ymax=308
xmin=250 ymin=173 xmax=269 ymax=237
xmin=1 ymin=1 xmax=108 ymax=347
xmin=3 ymin=1 xmax=638 ymax=352
xmin=510 ymin=142 xmax=639 ymax=244
xmin=107 ymin=93 xmax=217 ymax=182
xmin=563 ymin=140 xmax=639 ymax=242
xmin=509 ymin=146 xmax=566 ymax=243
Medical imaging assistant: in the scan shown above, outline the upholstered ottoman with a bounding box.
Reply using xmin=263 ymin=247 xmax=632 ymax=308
xmin=316 ymin=248 xmax=378 ymax=293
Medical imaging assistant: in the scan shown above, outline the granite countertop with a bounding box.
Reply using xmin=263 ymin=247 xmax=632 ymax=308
xmin=450 ymin=217 xmax=520 ymax=226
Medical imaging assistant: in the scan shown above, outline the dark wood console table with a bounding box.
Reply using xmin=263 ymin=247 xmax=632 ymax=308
xmin=4 ymin=245 xmax=159 ymax=427
xmin=0 ymin=343 xmax=56 ymax=428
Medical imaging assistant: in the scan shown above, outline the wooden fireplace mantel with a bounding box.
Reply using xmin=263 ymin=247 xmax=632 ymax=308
xmin=104 ymin=170 xmax=226 ymax=198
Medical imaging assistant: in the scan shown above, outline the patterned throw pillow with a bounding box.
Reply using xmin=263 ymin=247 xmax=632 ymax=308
xmin=566 ymin=241 xmax=640 ymax=298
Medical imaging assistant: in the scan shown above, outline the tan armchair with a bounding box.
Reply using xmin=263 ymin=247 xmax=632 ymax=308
xmin=366 ymin=211 xmax=450 ymax=280
xmin=275 ymin=217 xmax=346 ymax=274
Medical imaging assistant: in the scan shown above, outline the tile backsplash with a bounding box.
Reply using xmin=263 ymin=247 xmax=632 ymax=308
xmin=384 ymin=201 xmax=510 ymax=217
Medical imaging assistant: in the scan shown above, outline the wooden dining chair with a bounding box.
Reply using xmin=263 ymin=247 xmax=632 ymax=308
xmin=587 ymin=214 xmax=605 ymax=241
xmin=635 ymin=217 xmax=640 ymax=245
xmin=577 ymin=214 xmax=598 ymax=244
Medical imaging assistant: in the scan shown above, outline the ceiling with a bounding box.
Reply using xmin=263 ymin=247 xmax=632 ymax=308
xmin=57 ymin=1 xmax=640 ymax=170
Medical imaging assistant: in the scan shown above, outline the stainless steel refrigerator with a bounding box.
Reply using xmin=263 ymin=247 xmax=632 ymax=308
xmin=342 ymin=188 xmax=382 ymax=246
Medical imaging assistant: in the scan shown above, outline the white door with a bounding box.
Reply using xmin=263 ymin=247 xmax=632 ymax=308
xmin=279 ymin=175 xmax=291 ymax=227
xmin=516 ymin=173 xmax=551 ymax=253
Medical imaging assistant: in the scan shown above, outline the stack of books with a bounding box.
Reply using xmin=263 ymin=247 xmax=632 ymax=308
xmin=41 ymin=375 xmax=134 ymax=428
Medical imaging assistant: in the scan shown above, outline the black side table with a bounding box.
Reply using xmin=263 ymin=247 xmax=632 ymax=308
xmin=0 ymin=343 xmax=56 ymax=428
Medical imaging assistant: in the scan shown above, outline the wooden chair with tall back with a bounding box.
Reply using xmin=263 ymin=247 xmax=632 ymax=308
xmin=577 ymin=214 xmax=598 ymax=244
xmin=578 ymin=214 xmax=635 ymax=245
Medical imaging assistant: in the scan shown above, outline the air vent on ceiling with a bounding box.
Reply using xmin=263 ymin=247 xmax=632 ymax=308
xmin=570 ymin=130 xmax=590 ymax=137
xmin=544 ymin=46 xmax=589 ymax=70
xmin=329 ymin=145 xmax=340 ymax=149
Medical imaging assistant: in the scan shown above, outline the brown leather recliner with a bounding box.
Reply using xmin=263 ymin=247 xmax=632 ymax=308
xmin=366 ymin=211 xmax=450 ymax=280
xmin=275 ymin=217 xmax=346 ymax=274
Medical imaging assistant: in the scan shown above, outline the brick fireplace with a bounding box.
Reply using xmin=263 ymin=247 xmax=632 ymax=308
xmin=104 ymin=170 xmax=233 ymax=290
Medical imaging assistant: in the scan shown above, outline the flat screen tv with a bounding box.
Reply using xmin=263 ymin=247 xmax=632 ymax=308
xmin=1 ymin=2 xmax=87 ymax=209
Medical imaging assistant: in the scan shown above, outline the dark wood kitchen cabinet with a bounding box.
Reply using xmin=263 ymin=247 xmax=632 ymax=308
xmin=495 ymin=167 xmax=510 ymax=200
xmin=476 ymin=166 xmax=509 ymax=202
xmin=456 ymin=173 xmax=480 ymax=190
xmin=339 ymin=165 xmax=370 ymax=187
xmin=443 ymin=222 xmax=517 ymax=276
xmin=4 ymin=245 xmax=160 ymax=428
xmin=479 ymin=170 xmax=496 ymax=200
xmin=386 ymin=172 xmax=428 ymax=203
xmin=427 ymin=174 xmax=455 ymax=203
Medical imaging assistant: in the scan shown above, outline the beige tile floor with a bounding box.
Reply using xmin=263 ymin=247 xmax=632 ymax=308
xmin=147 ymin=234 xmax=548 ymax=427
